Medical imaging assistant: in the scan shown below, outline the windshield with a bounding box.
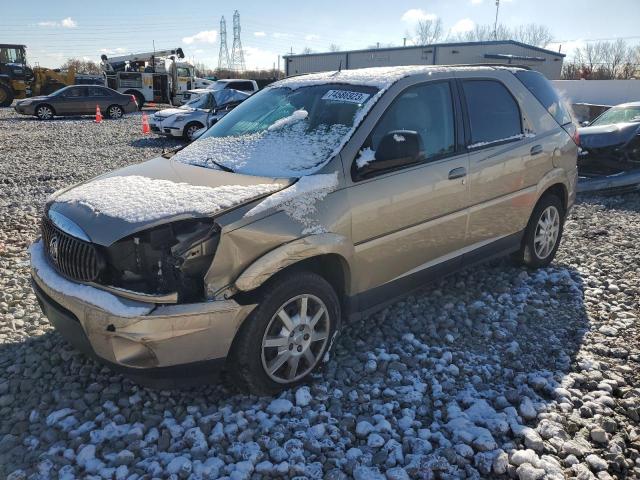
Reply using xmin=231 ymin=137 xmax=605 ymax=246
xmin=591 ymin=106 xmax=640 ymax=126
xmin=173 ymin=84 xmax=379 ymax=177
xmin=182 ymin=94 xmax=210 ymax=110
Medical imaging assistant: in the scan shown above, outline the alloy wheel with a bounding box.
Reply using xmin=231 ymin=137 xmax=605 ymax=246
xmin=37 ymin=106 xmax=52 ymax=120
xmin=186 ymin=125 xmax=200 ymax=140
xmin=109 ymin=106 xmax=123 ymax=119
xmin=261 ymin=294 xmax=330 ymax=384
xmin=534 ymin=205 xmax=560 ymax=259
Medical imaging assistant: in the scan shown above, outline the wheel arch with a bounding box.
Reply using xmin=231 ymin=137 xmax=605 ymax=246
xmin=35 ymin=102 xmax=56 ymax=116
xmin=231 ymin=234 xmax=353 ymax=306
xmin=542 ymin=183 xmax=568 ymax=212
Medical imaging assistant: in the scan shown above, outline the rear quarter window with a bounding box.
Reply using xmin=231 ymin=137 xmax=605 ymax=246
xmin=462 ymin=80 xmax=522 ymax=146
xmin=515 ymin=70 xmax=572 ymax=126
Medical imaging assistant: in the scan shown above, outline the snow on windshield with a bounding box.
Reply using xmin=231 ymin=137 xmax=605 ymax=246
xmin=173 ymin=121 xmax=352 ymax=178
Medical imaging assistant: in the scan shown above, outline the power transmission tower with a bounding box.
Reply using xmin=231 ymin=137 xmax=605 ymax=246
xmin=230 ymin=10 xmax=246 ymax=72
xmin=218 ymin=16 xmax=230 ymax=71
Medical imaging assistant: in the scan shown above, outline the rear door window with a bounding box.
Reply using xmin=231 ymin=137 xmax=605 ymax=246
xmin=515 ymin=70 xmax=572 ymax=126
xmin=88 ymin=87 xmax=110 ymax=97
xmin=228 ymin=81 xmax=254 ymax=91
xmin=462 ymin=80 xmax=522 ymax=147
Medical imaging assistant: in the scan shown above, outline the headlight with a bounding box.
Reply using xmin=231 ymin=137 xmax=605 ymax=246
xmin=104 ymin=219 xmax=220 ymax=303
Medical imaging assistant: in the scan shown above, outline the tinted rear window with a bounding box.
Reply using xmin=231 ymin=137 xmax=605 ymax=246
xmin=462 ymin=80 xmax=522 ymax=146
xmin=515 ymin=70 xmax=572 ymax=126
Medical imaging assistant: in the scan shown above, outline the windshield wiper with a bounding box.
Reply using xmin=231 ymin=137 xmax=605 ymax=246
xmin=206 ymin=158 xmax=234 ymax=173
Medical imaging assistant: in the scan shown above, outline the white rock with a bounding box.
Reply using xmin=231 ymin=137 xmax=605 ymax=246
xmin=267 ymin=399 xmax=293 ymax=415
xmin=519 ymin=398 xmax=537 ymax=420
xmin=510 ymin=449 xmax=539 ymax=467
xmin=516 ymin=463 xmax=545 ymax=480
xmin=295 ymin=386 xmax=312 ymax=407
xmin=585 ymin=454 xmax=608 ymax=472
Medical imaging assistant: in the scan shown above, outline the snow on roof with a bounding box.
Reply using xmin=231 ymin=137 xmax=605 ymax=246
xmin=54 ymin=175 xmax=283 ymax=223
xmin=270 ymin=65 xmax=491 ymax=91
xmin=30 ymin=241 xmax=153 ymax=317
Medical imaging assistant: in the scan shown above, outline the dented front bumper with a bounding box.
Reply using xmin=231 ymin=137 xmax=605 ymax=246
xmin=31 ymin=254 xmax=256 ymax=385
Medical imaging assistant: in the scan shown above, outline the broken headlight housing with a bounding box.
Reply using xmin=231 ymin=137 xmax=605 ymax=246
xmin=103 ymin=219 xmax=220 ymax=303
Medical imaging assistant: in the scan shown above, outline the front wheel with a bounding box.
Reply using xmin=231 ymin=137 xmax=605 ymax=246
xmin=229 ymin=271 xmax=340 ymax=395
xmin=0 ymin=83 xmax=14 ymax=107
xmin=35 ymin=104 xmax=54 ymax=120
xmin=106 ymin=104 xmax=124 ymax=119
xmin=183 ymin=122 xmax=204 ymax=141
xmin=513 ymin=193 xmax=565 ymax=268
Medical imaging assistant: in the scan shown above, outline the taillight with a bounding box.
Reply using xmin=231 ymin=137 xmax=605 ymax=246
xmin=563 ymin=123 xmax=580 ymax=146
xmin=573 ymin=128 xmax=580 ymax=146
xmin=131 ymin=95 xmax=137 ymax=104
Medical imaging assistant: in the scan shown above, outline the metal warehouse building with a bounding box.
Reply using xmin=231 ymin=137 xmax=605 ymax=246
xmin=284 ymin=40 xmax=565 ymax=79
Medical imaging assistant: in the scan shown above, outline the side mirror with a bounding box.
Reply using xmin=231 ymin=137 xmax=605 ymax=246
xmin=359 ymin=130 xmax=423 ymax=175
xmin=581 ymin=120 xmax=590 ymax=127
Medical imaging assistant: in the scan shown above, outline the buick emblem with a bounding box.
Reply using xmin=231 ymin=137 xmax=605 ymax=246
xmin=49 ymin=236 xmax=59 ymax=264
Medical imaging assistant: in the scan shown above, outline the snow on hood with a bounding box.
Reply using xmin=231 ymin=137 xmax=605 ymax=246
xmin=154 ymin=108 xmax=188 ymax=118
xmin=30 ymin=241 xmax=153 ymax=317
xmin=53 ymin=175 xmax=283 ymax=224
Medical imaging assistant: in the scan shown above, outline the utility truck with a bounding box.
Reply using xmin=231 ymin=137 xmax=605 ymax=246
xmin=101 ymin=48 xmax=198 ymax=108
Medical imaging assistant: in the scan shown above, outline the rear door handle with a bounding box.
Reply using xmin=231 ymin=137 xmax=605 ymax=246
xmin=530 ymin=144 xmax=543 ymax=156
xmin=448 ymin=167 xmax=467 ymax=180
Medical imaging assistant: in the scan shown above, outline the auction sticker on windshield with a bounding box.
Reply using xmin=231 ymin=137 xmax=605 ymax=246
xmin=321 ymin=90 xmax=370 ymax=104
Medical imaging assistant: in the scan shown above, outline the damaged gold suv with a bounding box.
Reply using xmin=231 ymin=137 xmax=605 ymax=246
xmin=31 ymin=66 xmax=578 ymax=394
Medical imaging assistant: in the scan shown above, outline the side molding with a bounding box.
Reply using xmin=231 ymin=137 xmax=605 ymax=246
xmin=234 ymin=233 xmax=353 ymax=293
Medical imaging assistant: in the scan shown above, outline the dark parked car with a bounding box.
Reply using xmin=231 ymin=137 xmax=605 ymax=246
xmin=578 ymin=102 xmax=640 ymax=176
xmin=14 ymin=85 xmax=138 ymax=120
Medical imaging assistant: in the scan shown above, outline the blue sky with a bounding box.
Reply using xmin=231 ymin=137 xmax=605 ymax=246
xmin=3 ymin=0 xmax=640 ymax=70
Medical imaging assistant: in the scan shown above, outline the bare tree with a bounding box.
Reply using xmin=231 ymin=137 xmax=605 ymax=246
xmin=413 ymin=18 xmax=443 ymax=45
xmin=328 ymin=44 xmax=341 ymax=52
xmin=563 ymin=40 xmax=639 ymax=79
xmin=60 ymin=58 xmax=102 ymax=75
xmin=450 ymin=23 xmax=551 ymax=47
xmin=511 ymin=24 xmax=553 ymax=47
xmin=301 ymin=47 xmax=313 ymax=55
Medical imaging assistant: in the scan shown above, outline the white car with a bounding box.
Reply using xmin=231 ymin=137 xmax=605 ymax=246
xmin=148 ymin=89 xmax=250 ymax=140
xmin=207 ymin=79 xmax=258 ymax=92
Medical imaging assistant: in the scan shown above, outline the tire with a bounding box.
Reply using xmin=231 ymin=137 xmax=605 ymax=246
xmin=183 ymin=122 xmax=204 ymax=141
xmin=106 ymin=104 xmax=124 ymax=119
xmin=35 ymin=104 xmax=55 ymax=120
xmin=229 ymin=271 xmax=340 ymax=395
xmin=513 ymin=193 xmax=565 ymax=268
xmin=0 ymin=83 xmax=14 ymax=107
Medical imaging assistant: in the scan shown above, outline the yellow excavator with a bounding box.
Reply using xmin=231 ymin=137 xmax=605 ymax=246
xmin=0 ymin=44 xmax=93 ymax=106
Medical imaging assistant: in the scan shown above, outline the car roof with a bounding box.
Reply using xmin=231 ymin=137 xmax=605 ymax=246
xmin=217 ymin=79 xmax=254 ymax=82
xmin=272 ymin=64 xmax=524 ymax=91
xmin=615 ymin=101 xmax=640 ymax=108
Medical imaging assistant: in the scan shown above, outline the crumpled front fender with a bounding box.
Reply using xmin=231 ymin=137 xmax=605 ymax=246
xmin=233 ymin=233 xmax=354 ymax=293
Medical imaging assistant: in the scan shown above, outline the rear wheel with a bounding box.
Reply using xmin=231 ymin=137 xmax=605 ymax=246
xmin=125 ymin=91 xmax=144 ymax=110
xmin=106 ymin=104 xmax=124 ymax=119
xmin=0 ymin=83 xmax=14 ymax=107
xmin=229 ymin=271 xmax=340 ymax=395
xmin=183 ymin=122 xmax=204 ymax=141
xmin=513 ymin=193 xmax=565 ymax=268
xmin=35 ymin=104 xmax=54 ymax=120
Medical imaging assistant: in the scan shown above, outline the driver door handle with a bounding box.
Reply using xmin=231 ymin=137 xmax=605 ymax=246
xmin=448 ymin=167 xmax=467 ymax=180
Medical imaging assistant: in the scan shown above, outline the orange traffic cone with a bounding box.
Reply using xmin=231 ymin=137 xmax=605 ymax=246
xmin=141 ymin=112 xmax=150 ymax=134
xmin=94 ymin=105 xmax=103 ymax=123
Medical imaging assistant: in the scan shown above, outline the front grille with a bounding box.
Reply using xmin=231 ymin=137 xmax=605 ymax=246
xmin=41 ymin=217 xmax=103 ymax=283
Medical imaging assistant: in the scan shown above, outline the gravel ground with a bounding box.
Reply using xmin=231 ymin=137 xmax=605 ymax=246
xmin=0 ymin=106 xmax=639 ymax=480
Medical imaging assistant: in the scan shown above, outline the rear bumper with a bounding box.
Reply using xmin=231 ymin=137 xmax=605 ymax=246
xmin=30 ymin=240 xmax=256 ymax=386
